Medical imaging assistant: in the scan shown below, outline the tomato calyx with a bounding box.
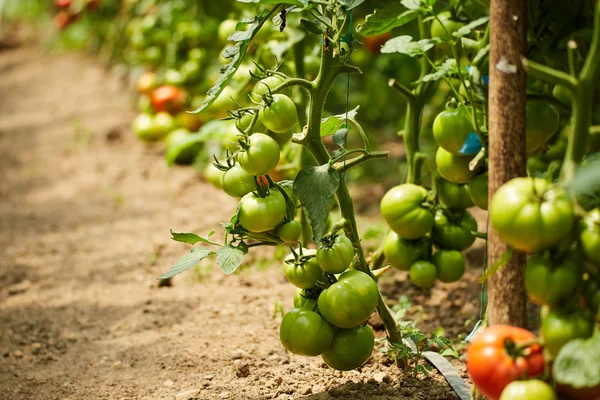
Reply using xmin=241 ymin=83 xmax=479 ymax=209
xmin=504 ymin=337 xmax=542 ymax=360
xmin=285 ymin=246 xmax=337 ymax=288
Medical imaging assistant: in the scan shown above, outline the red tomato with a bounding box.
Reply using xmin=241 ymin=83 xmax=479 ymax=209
xmin=467 ymin=325 xmax=545 ymax=400
xmin=150 ymin=86 xmax=187 ymax=115
xmin=55 ymin=0 xmax=73 ymax=8
xmin=54 ymin=11 xmax=71 ymax=30
xmin=362 ymin=33 xmax=391 ymax=54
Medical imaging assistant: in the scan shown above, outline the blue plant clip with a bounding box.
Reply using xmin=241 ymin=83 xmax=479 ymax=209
xmin=482 ymin=75 xmax=490 ymax=86
xmin=458 ymin=132 xmax=482 ymax=155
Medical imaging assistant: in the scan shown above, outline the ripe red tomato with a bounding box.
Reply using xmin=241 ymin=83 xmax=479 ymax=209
xmin=150 ymin=85 xmax=187 ymax=115
xmin=467 ymin=325 xmax=545 ymax=400
xmin=55 ymin=0 xmax=73 ymax=8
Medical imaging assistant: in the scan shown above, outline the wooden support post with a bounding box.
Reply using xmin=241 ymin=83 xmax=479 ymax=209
xmin=487 ymin=0 xmax=528 ymax=327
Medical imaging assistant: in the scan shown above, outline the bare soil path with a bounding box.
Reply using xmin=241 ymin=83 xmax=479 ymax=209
xmin=0 ymin=47 xmax=476 ymax=400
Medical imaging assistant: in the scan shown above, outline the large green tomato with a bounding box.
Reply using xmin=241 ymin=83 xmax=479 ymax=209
xmin=524 ymin=254 xmax=581 ymax=307
xmin=552 ymin=84 xmax=572 ymax=106
xmin=432 ymin=250 xmax=465 ymax=283
xmin=235 ymin=112 xmax=265 ymax=134
xmin=430 ymin=11 xmax=464 ymax=40
xmin=383 ymin=231 xmax=430 ymax=271
xmin=204 ymin=163 xmax=223 ymax=189
xmin=253 ymin=75 xmax=285 ymax=96
xmin=433 ymin=106 xmax=474 ymax=155
xmin=526 ymin=102 xmax=560 ymax=153
xmin=238 ymin=190 xmax=286 ymax=233
xmin=220 ymin=164 xmax=256 ymax=198
xmin=542 ymin=308 xmax=594 ymax=358
xmin=490 ymin=178 xmax=574 ymax=253
xmin=467 ymin=172 xmax=488 ymax=210
xmin=259 ymin=94 xmax=298 ymax=133
xmin=432 ymin=209 xmax=477 ymax=251
xmin=409 ymin=261 xmax=438 ymax=288
xmin=321 ymin=325 xmax=374 ymax=371
xmin=318 ymin=270 xmax=379 ymax=329
xmin=316 ymin=235 xmax=354 ymax=274
xmin=293 ymin=288 xmax=318 ymax=310
xmin=279 ymin=308 xmax=334 ymax=356
xmin=580 ymin=209 xmax=600 ymax=266
xmin=380 ymin=184 xmax=433 ymax=239
xmin=284 ymin=249 xmax=324 ymax=289
xmin=277 ymin=220 xmax=302 ymax=243
xmin=499 ymin=380 xmax=558 ymax=400
xmin=436 ymin=147 xmax=478 ymax=184
xmin=238 ymin=133 xmax=281 ymax=176
xmin=438 ymin=179 xmax=474 ymax=210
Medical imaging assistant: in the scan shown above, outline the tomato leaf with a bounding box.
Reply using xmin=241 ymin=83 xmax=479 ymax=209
xmin=320 ymin=106 xmax=360 ymax=137
xmin=400 ymin=0 xmax=420 ymax=10
xmin=216 ymin=244 xmax=247 ymax=275
xmin=452 ymin=16 xmax=489 ymax=38
xmin=237 ymin=0 xmax=306 ymax=6
xmin=418 ymin=58 xmax=458 ymax=83
xmin=165 ymin=134 xmax=203 ymax=166
xmin=479 ymin=248 xmax=513 ymax=283
xmin=567 ymin=154 xmax=600 ymax=210
xmin=170 ymin=230 xmax=218 ymax=245
xmin=381 ymin=35 xmax=438 ymax=57
xmin=333 ymin=128 xmax=349 ymax=149
xmin=191 ymin=9 xmax=273 ymax=114
xmin=357 ymin=1 xmax=419 ymax=37
xmin=294 ymin=165 xmax=340 ymax=242
xmin=553 ymin=330 xmax=600 ymax=390
xmin=159 ymin=247 xmax=215 ymax=279
xmin=338 ymin=0 xmax=365 ymax=10
xmin=301 ymin=18 xmax=326 ymax=35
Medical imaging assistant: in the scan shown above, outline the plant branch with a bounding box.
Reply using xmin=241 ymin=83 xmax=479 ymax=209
xmin=333 ymin=151 xmax=389 ymax=173
xmin=388 ymin=79 xmax=416 ymax=104
xmin=522 ymin=58 xmax=577 ymax=90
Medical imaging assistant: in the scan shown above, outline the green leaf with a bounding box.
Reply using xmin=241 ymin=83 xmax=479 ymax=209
xmin=237 ymin=0 xmax=306 ymax=6
xmin=170 ymin=230 xmax=216 ymax=245
xmin=357 ymin=2 xmax=419 ymax=37
xmin=452 ymin=16 xmax=489 ymax=38
xmin=333 ymin=128 xmax=349 ymax=149
xmin=160 ymin=247 xmax=215 ymax=279
xmin=479 ymin=248 xmax=513 ymax=283
xmin=265 ymin=27 xmax=306 ymax=60
xmin=165 ymin=134 xmax=204 ymax=166
xmin=320 ymin=106 xmax=360 ymax=137
xmin=553 ymin=331 xmax=600 ymax=390
xmin=400 ymin=0 xmax=420 ymax=10
xmin=300 ymin=19 xmax=325 ymax=35
xmin=294 ymin=165 xmax=340 ymax=242
xmin=568 ymin=155 xmax=600 ymax=207
xmin=191 ymin=9 xmax=273 ymax=114
xmin=338 ymin=0 xmax=365 ymax=10
xmin=418 ymin=58 xmax=458 ymax=83
xmin=216 ymin=244 xmax=247 ymax=275
xmin=381 ymin=35 xmax=437 ymax=57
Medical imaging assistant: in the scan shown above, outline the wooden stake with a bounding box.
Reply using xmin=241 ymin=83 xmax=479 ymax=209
xmin=487 ymin=0 xmax=528 ymax=327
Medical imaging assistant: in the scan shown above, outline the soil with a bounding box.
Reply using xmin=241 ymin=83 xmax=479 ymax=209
xmin=0 ymin=46 xmax=484 ymax=400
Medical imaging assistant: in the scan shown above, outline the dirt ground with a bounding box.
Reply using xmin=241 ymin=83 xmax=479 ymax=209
xmin=0 ymin=46 xmax=484 ymax=400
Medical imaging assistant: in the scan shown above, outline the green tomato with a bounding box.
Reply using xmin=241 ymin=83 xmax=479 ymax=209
xmin=277 ymin=220 xmax=302 ymax=243
xmin=499 ymin=380 xmax=558 ymax=400
xmin=436 ymin=147 xmax=478 ymax=184
xmin=542 ymin=308 xmax=594 ymax=357
xmin=164 ymin=69 xmax=185 ymax=86
xmin=433 ymin=106 xmax=474 ymax=155
xmin=235 ymin=112 xmax=265 ymax=134
xmin=409 ymin=261 xmax=438 ymax=289
xmin=430 ymin=11 xmax=464 ymax=40
xmin=552 ymin=84 xmax=572 ymax=106
xmin=316 ymin=235 xmax=354 ymax=274
xmin=467 ymin=172 xmax=488 ymax=210
xmin=432 ymin=209 xmax=477 ymax=251
xmin=238 ymin=133 xmax=281 ymax=176
xmin=380 ymin=184 xmax=433 ymax=239
xmin=293 ymin=288 xmax=318 ymax=310
xmin=318 ymin=270 xmax=379 ymax=329
xmin=267 ymin=130 xmax=293 ymax=147
xmin=526 ymin=102 xmax=560 ymax=153
xmin=525 ymin=253 xmax=582 ymax=307
xmin=218 ymin=19 xmax=237 ymax=43
xmin=133 ymin=113 xmax=161 ymax=142
xmin=321 ymin=325 xmax=374 ymax=371
xmin=490 ymin=178 xmax=575 ymax=253
xmin=432 ymin=250 xmax=465 ymax=283
xmin=238 ymin=190 xmax=286 ymax=233
xmin=259 ymin=94 xmax=298 ymax=134
xmin=143 ymin=46 xmax=162 ymax=65
xmin=438 ymin=179 xmax=474 ymax=210
xmin=188 ymin=48 xmax=205 ymax=62
xmin=204 ymin=163 xmax=223 ymax=189
xmin=137 ymin=95 xmax=153 ymax=114
xmin=220 ymin=164 xmax=256 ymax=198
xmin=280 ymin=308 xmax=334 ymax=356
xmin=153 ymin=112 xmax=177 ymax=137
xmin=253 ymin=75 xmax=285 ymax=96
xmin=383 ymin=231 xmax=430 ymax=271
xmin=580 ymin=209 xmax=600 ymax=266
xmin=180 ymin=59 xmax=201 ymax=82
xmin=284 ymin=249 xmax=324 ymax=289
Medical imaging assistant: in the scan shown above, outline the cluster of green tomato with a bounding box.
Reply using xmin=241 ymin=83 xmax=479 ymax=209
xmin=280 ymin=238 xmax=378 ymax=371
xmin=489 ymin=176 xmax=599 ymax=359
